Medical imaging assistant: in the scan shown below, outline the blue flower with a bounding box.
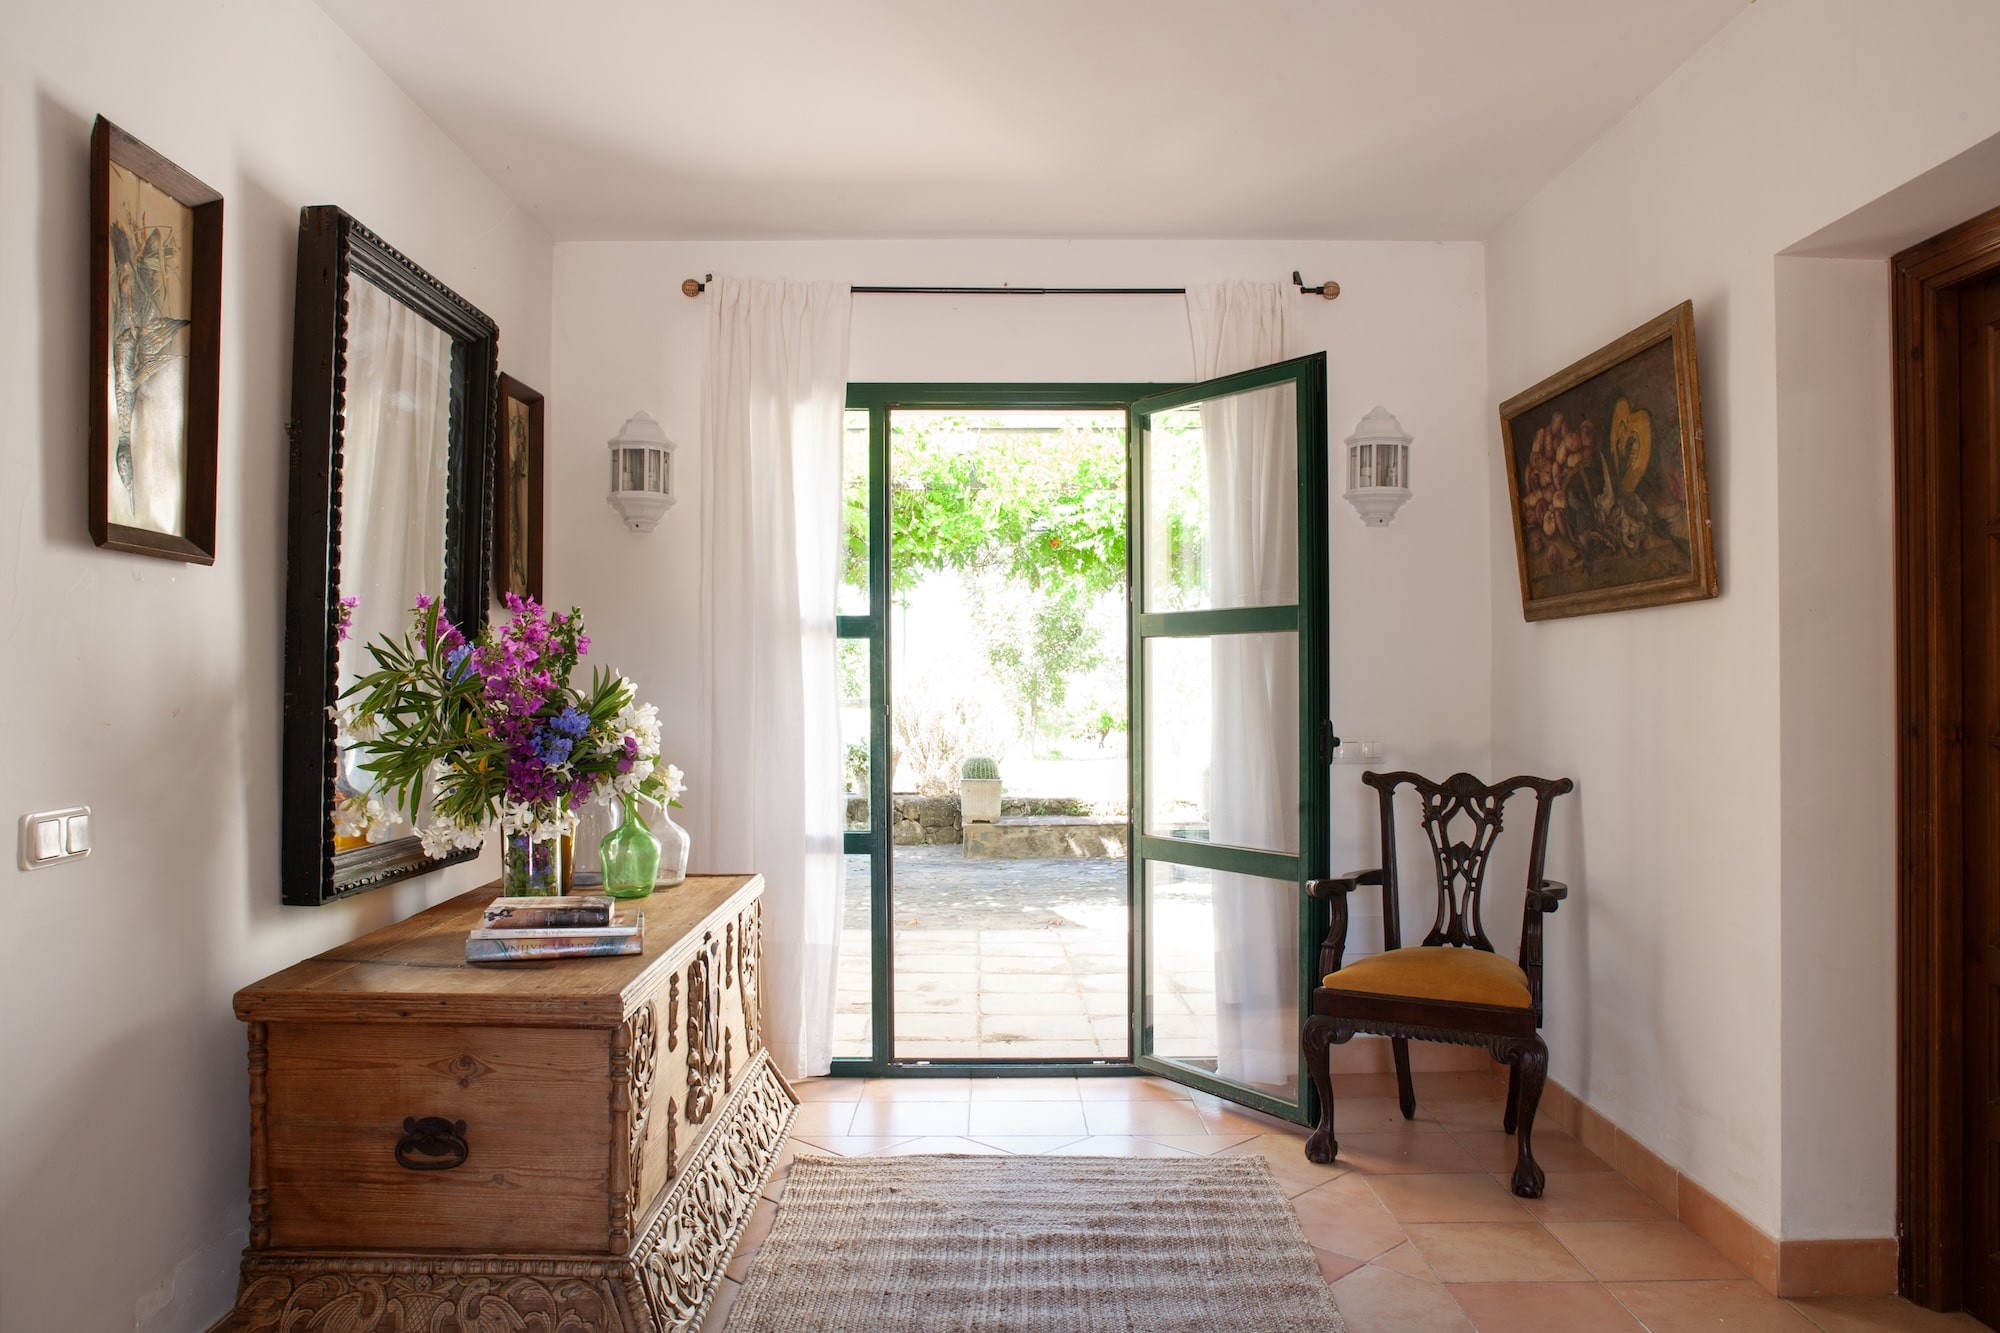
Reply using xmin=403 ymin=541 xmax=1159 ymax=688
xmin=532 ymin=727 xmax=575 ymax=767
xmin=548 ymin=706 xmax=590 ymax=739
xmin=445 ymin=644 xmax=475 ymax=682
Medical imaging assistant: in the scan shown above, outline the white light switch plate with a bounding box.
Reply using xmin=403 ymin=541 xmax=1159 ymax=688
xmin=1332 ymin=740 xmax=1387 ymax=765
xmin=20 ymin=807 xmax=91 ymax=870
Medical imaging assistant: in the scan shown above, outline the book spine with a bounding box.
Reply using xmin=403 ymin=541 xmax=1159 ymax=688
xmin=466 ymin=934 xmax=644 ymax=963
xmin=481 ymin=908 xmax=612 ymax=929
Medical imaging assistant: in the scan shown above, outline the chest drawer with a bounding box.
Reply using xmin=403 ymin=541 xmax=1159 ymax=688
xmin=262 ymin=1021 xmax=614 ymax=1252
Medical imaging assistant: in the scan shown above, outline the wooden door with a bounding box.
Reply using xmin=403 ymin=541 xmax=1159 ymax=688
xmin=1960 ymin=270 xmax=2000 ymax=1328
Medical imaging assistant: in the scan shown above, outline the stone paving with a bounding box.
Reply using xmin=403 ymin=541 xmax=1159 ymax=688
xmin=834 ymin=846 xmax=1220 ymax=1061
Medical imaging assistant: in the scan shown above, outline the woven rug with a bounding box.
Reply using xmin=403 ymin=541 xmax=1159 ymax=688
xmin=726 ymin=1154 xmax=1345 ymax=1332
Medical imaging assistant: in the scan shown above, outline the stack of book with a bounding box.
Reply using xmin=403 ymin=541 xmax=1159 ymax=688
xmin=466 ymin=895 xmax=644 ymax=963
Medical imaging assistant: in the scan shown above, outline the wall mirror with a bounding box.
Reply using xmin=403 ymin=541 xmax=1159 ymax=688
xmin=280 ymin=206 xmax=498 ymax=906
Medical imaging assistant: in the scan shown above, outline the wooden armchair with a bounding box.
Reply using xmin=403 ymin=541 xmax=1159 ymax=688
xmin=1301 ymin=770 xmax=1574 ymax=1198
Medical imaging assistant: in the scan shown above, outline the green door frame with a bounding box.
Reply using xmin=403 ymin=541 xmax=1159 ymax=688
xmin=1127 ymin=354 xmax=1332 ymax=1127
xmin=832 ymin=383 xmax=1168 ymax=1079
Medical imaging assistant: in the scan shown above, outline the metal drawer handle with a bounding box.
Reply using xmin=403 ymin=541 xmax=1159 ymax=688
xmin=395 ymin=1116 xmax=468 ymax=1171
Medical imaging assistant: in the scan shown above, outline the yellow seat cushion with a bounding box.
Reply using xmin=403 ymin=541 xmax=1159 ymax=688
xmin=1322 ymin=946 xmax=1532 ymax=1008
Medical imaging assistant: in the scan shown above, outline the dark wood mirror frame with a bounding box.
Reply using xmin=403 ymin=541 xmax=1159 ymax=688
xmin=280 ymin=206 xmax=498 ymax=907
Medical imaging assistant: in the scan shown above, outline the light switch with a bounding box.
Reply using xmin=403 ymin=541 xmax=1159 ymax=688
xmin=19 ymin=806 xmax=91 ymax=870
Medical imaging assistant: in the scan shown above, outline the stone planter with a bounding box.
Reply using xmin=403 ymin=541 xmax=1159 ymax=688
xmin=959 ymin=778 xmax=1003 ymax=824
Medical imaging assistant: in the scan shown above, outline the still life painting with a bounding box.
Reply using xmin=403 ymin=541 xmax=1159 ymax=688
xmin=90 ymin=116 xmax=223 ymax=563
xmin=1498 ymin=301 xmax=1716 ymax=621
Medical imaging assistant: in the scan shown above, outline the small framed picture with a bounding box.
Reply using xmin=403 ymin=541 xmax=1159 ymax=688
xmin=90 ymin=116 xmax=223 ymax=563
xmin=495 ymin=374 xmax=545 ymax=603
xmin=1498 ymin=301 xmax=1717 ymax=621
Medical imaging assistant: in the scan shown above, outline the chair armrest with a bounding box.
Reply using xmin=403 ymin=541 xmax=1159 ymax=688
xmin=1527 ymin=878 xmax=1568 ymax=913
xmin=1306 ymin=869 xmax=1383 ymax=899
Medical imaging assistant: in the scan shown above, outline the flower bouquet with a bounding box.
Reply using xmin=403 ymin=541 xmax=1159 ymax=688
xmin=338 ymin=593 xmax=684 ymax=895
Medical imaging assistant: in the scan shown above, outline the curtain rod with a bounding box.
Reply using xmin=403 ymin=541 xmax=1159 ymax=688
xmin=678 ymin=271 xmax=1340 ymax=300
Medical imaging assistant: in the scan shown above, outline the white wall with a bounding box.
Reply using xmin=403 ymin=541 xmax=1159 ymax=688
xmin=550 ymin=238 xmax=1492 ymax=952
xmin=0 ymin=4 xmax=552 ymax=1329
xmin=1483 ymin=0 xmax=2000 ymax=1239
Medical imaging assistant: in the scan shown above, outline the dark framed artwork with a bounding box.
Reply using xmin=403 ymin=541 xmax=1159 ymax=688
xmin=1498 ymin=301 xmax=1716 ymax=621
xmin=494 ymin=374 xmax=545 ymax=603
xmin=90 ymin=116 xmax=222 ymax=563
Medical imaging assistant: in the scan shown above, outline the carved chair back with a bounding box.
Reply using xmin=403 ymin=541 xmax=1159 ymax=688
xmin=1364 ymin=770 xmax=1572 ymax=958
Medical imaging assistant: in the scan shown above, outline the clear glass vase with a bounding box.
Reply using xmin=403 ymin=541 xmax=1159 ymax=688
xmin=600 ymin=794 xmax=662 ymax=900
xmin=653 ymin=805 xmax=690 ymax=888
xmin=500 ymin=826 xmax=564 ymax=897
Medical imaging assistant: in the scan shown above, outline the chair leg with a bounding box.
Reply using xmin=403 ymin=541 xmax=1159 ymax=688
xmin=1390 ymin=1036 xmax=1416 ymax=1119
xmin=1507 ymin=1035 xmax=1548 ymax=1198
xmin=1302 ymin=1015 xmax=1340 ymax=1165
xmin=1504 ymin=1060 xmax=1522 ymax=1134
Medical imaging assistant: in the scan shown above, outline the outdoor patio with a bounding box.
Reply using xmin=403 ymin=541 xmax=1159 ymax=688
xmin=834 ymin=846 xmax=1224 ymax=1062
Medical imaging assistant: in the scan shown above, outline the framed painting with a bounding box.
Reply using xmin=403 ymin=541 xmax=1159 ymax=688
xmin=90 ymin=116 xmax=222 ymax=563
xmin=494 ymin=374 xmax=545 ymax=602
xmin=1498 ymin=301 xmax=1716 ymax=621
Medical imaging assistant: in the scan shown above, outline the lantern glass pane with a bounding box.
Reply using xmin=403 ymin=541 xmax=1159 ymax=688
xmin=1353 ymin=442 xmax=1373 ymax=489
xmin=646 ymin=450 xmax=661 ymax=492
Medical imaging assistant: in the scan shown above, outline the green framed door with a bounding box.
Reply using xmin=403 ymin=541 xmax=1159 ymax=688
xmin=1128 ymin=354 xmax=1331 ymax=1123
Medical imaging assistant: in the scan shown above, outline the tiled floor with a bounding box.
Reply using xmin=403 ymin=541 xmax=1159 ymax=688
xmin=704 ymin=1070 xmax=1987 ymax=1333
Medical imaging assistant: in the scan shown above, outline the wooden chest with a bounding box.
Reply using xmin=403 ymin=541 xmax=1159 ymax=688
xmin=221 ymin=875 xmax=796 ymax=1333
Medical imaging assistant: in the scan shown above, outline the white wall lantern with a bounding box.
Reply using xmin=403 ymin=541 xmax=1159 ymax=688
xmin=607 ymin=411 xmax=676 ymax=532
xmin=1343 ymin=406 xmax=1412 ymax=527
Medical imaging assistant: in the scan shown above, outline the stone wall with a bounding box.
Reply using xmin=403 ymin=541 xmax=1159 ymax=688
xmin=844 ymin=794 xmax=1120 ymax=843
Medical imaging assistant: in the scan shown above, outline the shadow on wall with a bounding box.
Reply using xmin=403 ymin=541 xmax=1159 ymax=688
xmin=37 ymin=88 xmax=93 ymax=550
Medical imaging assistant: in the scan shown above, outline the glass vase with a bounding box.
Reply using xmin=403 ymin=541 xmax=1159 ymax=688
xmin=654 ymin=805 xmax=690 ymax=888
xmin=568 ymin=799 xmax=618 ymax=891
xmin=600 ymin=795 xmax=662 ymax=900
xmin=501 ymin=827 xmax=564 ymax=897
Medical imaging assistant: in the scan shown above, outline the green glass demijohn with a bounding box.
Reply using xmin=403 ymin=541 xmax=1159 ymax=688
xmin=599 ymin=794 xmax=662 ymax=899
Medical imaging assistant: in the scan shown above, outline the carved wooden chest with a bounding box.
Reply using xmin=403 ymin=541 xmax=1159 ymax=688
xmin=221 ymin=875 xmax=794 ymax=1332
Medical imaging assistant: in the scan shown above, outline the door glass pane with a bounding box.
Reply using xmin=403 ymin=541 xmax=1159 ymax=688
xmin=841 ymin=409 xmax=869 ymax=615
xmin=1143 ymin=380 xmax=1299 ymax=612
xmin=840 ymin=637 xmax=870 ymax=828
xmin=1146 ymin=861 xmax=1298 ymax=1102
xmin=1144 ymin=632 xmax=1300 ymax=855
xmin=834 ymin=853 xmax=872 ymax=1059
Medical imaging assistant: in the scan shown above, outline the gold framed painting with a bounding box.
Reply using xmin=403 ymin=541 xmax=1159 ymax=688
xmin=494 ymin=374 xmax=545 ymax=603
xmin=90 ymin=116 xmax=223 ymax=563
xmin=1498 ymin=301 xmax=1716 ymax=621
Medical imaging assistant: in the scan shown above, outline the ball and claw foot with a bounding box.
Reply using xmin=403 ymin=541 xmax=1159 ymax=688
xmin=1509 ymin=1155 xmax=1546 ymax=1199
xmin=1304 ymin=1128 xmax=1339 ymax=1165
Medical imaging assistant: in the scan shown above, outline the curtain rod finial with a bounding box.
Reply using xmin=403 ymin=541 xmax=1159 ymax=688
xmin=682 ymin=277 xmax=705 ymax=298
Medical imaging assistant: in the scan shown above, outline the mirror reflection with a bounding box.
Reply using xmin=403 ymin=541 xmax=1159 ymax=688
xmin=331 ymin=274 xmax=455 ymax=853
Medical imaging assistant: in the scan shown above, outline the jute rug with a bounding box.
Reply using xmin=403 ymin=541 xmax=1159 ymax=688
xmin=726 ymin=1154 xmax=1346 ymax=1332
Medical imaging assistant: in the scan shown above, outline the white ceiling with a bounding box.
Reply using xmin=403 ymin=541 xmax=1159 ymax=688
xmin=313 ymin=0 xmax=1747 ymax=241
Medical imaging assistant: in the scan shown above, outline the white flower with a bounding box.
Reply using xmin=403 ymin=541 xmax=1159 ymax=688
xmin=418 ymin=817 xmax=482 ymax=859
xmin=662 ymin=763 xmax=686 ymax=803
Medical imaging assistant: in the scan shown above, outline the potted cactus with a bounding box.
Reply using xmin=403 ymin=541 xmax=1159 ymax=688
xmin=959 ymin=755 xmax=1002 ymax=825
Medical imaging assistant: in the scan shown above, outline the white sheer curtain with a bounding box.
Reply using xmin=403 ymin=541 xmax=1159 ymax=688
xmin=1186 ymin=282 xmax=1301 ymax=1091
xmin=697 ymin=277 xmax=852 ymax=1080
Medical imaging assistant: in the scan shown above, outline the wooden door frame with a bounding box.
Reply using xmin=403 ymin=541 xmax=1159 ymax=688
xmin=1894 ymin=203 xmax=2000 ymax=1309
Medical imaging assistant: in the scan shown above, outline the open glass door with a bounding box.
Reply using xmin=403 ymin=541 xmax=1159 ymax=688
xmin=1128 ymin=354 xmax=1330 ymax=1124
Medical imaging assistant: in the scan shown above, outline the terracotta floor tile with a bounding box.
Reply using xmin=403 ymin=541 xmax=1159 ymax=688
xmin=1373 ymin=1239 xmax=1442 ymax=1282
xmin=1448 ymin=1281 xmax=1644 ymax=1332
xmin=791 ymin=1077 xmax=865 ymax=1102
xmin=1189 ymin=1097 xmax=1303 ymax=1135
xmin=1329 ymin=1265 xmax=1476 ymax=1332
xmin=967 ymin=1101 xmax=1090 ymax=1137
xmin=1082 ymin=1100 xmax=1209 ymax=1136
xmin=699 ymin=1276 xmax=741 ymax=1333
xmin=1140 ymin=1133 xmax=1255 ymax=1155
xmin=967 ymin=1076 xmax=1080 ymax=1101
xmin=1514 ymin=1173 xmax=1667 ymax=1222
xmin=1316 ymin=1247 xmax=1366 ymax=1283
xmin=1289 ymin=1173 xmax=1409 ymax=1261
xmin=1452 ymin=1128 xmax=1611 ymax=1174
xmin=786 ymin=1101 xmax=857 ymax=1137
xmin=723 ymin=1198 xmax=777 ymax=1281
xmin=1367 ymin=1173 xmax=1535 ymax=1223
xmin=1403 ymin=1222 xmax=1592 ymax=1283
xmin=1217 ymin=1134 xmax=1352 ymax=1197
xmin=967 ymin=1135 xmax=1089 ymax=1154
xmin=1329 ymin=1096 xmax=1453 ymax=1134
xmin=1333 ymin=1074 xmax=1411 ymax=1099
xmin=1334 ymin=1128 xmax=1485 ymax=1175
xmin=787 ymin=1135 xmax=914 ymax=1156
xmin=846 ymin=1100 xmax=971 ymax=1137
xmin=873 ymin=1136 xmax=1008 ymax=1155
xmin=1423 ymin=1097 xmax=1515 ymax=1131
xmin=1045 ymin=1135 xmax=1200 ymax=1157
xmin=1606 ymin=1280 xmax=1821 ymax=1332
xmin=857 ymin=1077 xmax=970 ymax=1101
xmin=1547 ymin=1220 xmax=1744 ymax=1282
xmin=1788 ymin=1295 xmax=1993 ymax=1332
xmin=1076 ymin=1076 xmax=1193 ymax=1101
